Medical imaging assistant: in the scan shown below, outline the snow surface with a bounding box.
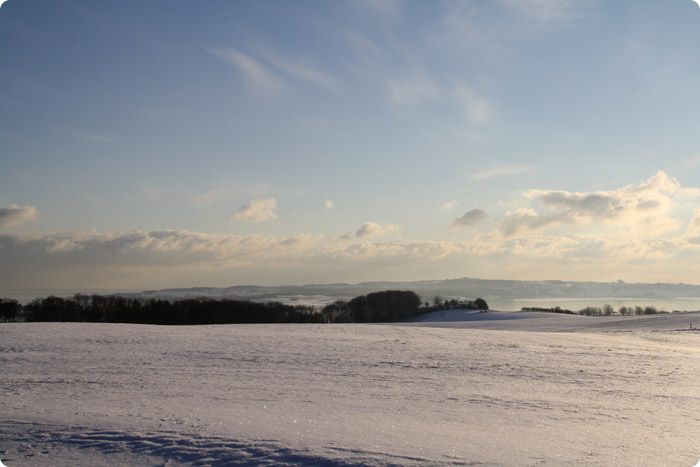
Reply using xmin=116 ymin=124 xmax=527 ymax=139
xmin=2 ymin=310 xmax=700 ymax=466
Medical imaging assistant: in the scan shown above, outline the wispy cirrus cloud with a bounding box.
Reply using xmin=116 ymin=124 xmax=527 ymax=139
xmin=452 ymin=82 xmax=493 ymax=124
xmin=351 ymin=0 xmax=402 ymax=17
xmin=346 ymin=31 xmax=385 ymax=61
xmin=471 ymin=165 xmax=536 ymax=181
xmin=434 ymin=0 xmax=594 ymax=61
xmin=231 ymin=198 xmax=278 ymax=223
xmin=0 ymin=204 xmax=38 ymax=228
xmin=207 ymin=47 xmax=285 ymax=95
xmin=387 ymin=75 xmax=492 ymax=124
xmin=498 ymin=0 xmax=593 ymax=26
xmin=209 ymin=46 xmax=339 ymax=94
xmin=76 ymin=130 xmax=110 ymax=142
xmin=387 ymin=74 xmax=440 ymax=107
xmin=260 ymin=49 xmax=339 ymax=91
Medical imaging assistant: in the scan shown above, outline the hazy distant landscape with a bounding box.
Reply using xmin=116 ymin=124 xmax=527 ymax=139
xmin=6 ymin=276 xmax=700 ymax=329
xmin=71 ymin=276 xmax=700 ymax=312
xmin=6 ymin=276 xmax=700 ymax=322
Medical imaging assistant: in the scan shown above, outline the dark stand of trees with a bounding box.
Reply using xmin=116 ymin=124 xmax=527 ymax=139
xmin=346 ymin=290 xmax=423 ymax=322
xmin=0 ymin=298 xmax=21 ymax=322
xmin=421 ymin=297 xmax=489 ymax=314
xmin=521 ymin=306 xmax=575 ymax=315
xmin=23 ymin=294 xmax=322 ymax=325
xmin=17 ymin=290 xmax=435 ymax=325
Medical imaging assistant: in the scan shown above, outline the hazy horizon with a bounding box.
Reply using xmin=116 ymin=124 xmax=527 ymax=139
xmin=3 ymin=1 xmax=700 ymax=291
xmin=7 ymin=275 xmax=700 ymax=313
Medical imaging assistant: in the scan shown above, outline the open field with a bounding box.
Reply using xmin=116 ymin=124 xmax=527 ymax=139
xmin=2 ymin=311 xmax=700 ymax=466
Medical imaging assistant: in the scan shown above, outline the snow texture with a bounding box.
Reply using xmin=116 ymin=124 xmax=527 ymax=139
xmin=2 ymin=310 xmax=700 ymax=466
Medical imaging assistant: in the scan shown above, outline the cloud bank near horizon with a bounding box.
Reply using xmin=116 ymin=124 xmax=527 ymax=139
xmin=3 ymin=172 xmax=700 ymax=289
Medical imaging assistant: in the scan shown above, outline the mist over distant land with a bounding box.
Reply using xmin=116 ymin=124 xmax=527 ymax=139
xmin=102 ymin=277 xmax=700 ymax=312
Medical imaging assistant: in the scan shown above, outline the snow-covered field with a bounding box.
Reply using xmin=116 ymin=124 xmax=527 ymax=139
xmin=2 ymin=310 xmax=700 ymax=466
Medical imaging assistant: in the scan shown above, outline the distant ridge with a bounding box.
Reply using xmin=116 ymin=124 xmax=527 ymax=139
xmin=117 ymin=277 xmax=700 ymax=304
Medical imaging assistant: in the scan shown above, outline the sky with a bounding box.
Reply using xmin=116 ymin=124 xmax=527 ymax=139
xmin=2 ymin=0 xmax=700 ymax=293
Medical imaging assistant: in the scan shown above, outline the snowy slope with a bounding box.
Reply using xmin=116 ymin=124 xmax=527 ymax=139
xmin=408 ymin=308 xmax=700 ymax=332
xmin=2 ymin=313 xmax=700 ymax=466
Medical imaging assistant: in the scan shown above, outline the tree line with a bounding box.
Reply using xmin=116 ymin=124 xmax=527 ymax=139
xmin=580 ymin=305 xmax=666 ymax=316
xmin=21 ymin=294 xmax=323 ymax=324
xmin=521 ymin=305 xmax=668 ymax=316
xmin=520 ymin=306 xmax=576 ymax=315
xmin=1 ymin=290 xmax=474 ymax=324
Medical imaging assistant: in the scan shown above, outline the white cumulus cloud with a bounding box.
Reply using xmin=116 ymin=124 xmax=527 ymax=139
xmin=497 ymin=171 xmax=696 ymax=237
xmin=231 ymin=198 xmax=278 ymax=223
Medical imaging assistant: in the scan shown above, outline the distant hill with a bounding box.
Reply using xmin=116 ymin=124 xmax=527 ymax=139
xmin=116 ymin=277 xmax=700 ymax=307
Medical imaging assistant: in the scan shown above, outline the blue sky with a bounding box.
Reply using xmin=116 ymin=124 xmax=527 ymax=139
xmin=2 ymin=0 xmax=700 ymax=292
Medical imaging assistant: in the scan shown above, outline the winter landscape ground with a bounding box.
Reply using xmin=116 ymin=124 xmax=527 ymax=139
xmin=2 ymin=310 xmax=700 ymax=466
